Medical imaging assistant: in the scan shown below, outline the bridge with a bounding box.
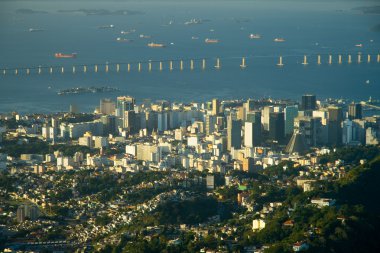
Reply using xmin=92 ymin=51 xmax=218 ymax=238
xmin=0 ymin=52 xmax=379 ymax=76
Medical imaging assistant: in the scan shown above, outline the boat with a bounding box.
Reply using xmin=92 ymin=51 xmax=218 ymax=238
xmin=116 ymin=37 xmax=133 ymax=42
xmin=205 ymin=38 xmax=219 ymax=44
xmin=98 ymin=24 xmax=114 ymax=29
xmin=249 ymin=34 xmax=261 ymax=39
xmin=28 ymin=28 xmax=44 ymax=32
xmin=139 ymin=34 xmax=152 ymax=39
xmin=184 ymin=19 xmax=202 ymax=25
xmin=147 ymin=42 xmax=165 ymax=48
xmin=355 ymin=44 xmax=363 ymax=47
xmin=274 ymin=38 xmax=285 ymax=42
xmin=121 ymin=29 xmax=136 ymax=35
xmin=191 ymin=36 xmax=199 ymax=40
xmin=55 ymin=53 xmax=77 ymax=58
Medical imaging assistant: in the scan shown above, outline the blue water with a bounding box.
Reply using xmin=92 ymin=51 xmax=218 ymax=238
xmin=0 ymin=0 xmax=379 ymax=113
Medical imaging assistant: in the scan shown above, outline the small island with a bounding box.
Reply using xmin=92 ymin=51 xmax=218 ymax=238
xmin=57 ymin=86 xmax=120 ymax=95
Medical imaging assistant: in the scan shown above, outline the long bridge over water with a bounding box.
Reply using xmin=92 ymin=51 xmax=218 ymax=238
xmin=0 ymin=52 xmax=379 ymax=76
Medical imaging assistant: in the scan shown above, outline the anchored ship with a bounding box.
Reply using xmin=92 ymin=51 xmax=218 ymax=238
xmin=274 ymin=38 xmax=285 ymax=42
xmin=55 ymin=53 xmax=77 ymax=58
xmin=249 ymin=34 xmax=261 ymax=39
xmin=147 ymin=42 xmax=165 ymax=48
xmin=205 ymin=38 xmax=219 ymax=44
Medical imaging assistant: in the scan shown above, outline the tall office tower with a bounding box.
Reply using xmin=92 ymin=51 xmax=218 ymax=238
xmin=100 ymin=99 xmax=116 ymax=115
xmin=284 ymin=105 xmax=299 ymax=136
xmin=348 ymin=103 xmax=362 ymax=120
xmin=146 ymin=111 xmax=158 ymax=132
xmin=212 ymin=98 xmax=220 ymax=116
xmin=301 ymin=94 xmax=317 ymax=111
xmin=205 ymin=114 xmax=217 ymax=135
xmin=269 ymin=112 xmax=285 ymax=142
xmin=294 ymin=116 xmax=322 ymax=146
xmin=124 ymin=110 xmax=136 ymax=133
xmin=328 ymin=106 xmax=343 ymax=146
xmin=246 ymin=111 xmax=262 ymax=145
xmin=342 ymin=119 xmax=353 ymax=144
xmin=245 ymin=99 xmax=255 ymax=112
xmin=116 ymin=96 xmax=135 ymax=117
xmin=51 ymin=117 xmax=60 ymax=128
xmin=157 ymin=111 xmax=169 ymax=132
xmin=227 ymin=116 xmax=242 ymax=151
xmin=262 ymin=106 xmax=274 ymax=131
xmin=101 ymin=115 xmax=117 ymax=135
xmin=237 ymin=106 xmax=246 ymax=121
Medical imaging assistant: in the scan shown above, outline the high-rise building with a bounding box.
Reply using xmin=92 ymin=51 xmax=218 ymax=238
xmin=116 ymin=96 xmax=135 ymax=117
xmin=348 ymin=103 xmax=362 ymax=120
xmin=246 ymin=111 xmax=262 ymax=146
xmin=100 ymin=99 xmax=115 ymax=115
xmin=301 ymin=94 xmax=317 ymax=111
xmin=227 ymin=116 xmax=242 ymax=151
xmin=284 ymin=105 xmax=299 ymax=136
xmin=262 ymin=106 xmax=274 ymax=131
xmin=269 ymin=112 xmax=285 ymax=142
xmin=242 ymin=157 xmax=255 ymax=173
xmin=17 ymin=204 xmax=39 ymax=223
xmin=237 ymin=106 xmax=246 ymax=121
xmin=212 ymin=98 xmax=220 ymax=116
xmin=124 ymin=110 xmax=137 ymax=133
xmin=16 ymin=205 xmax=25 ymax=223
xmin=328 ymin=106 xmax=343 ymax=146
xmin=244 ymin=99 xmax=255 ymax=112
xmin=244 ymin=111 xmax=262 ymax=147
xmin=101 ymin=115 xmax=117 ymax=135
xmin=205 ymin=114 xmax=217 ymax=135
xmin=294 ymin=116 xmax=322 ymax=146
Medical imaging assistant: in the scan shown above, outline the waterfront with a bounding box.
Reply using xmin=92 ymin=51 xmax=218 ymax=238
xmin=0 ymin=0 xmax=379 ymax=113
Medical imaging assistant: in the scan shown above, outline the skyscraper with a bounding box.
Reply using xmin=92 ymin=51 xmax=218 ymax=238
xmin=116 ymin=96 xmax=135 ymax=117
xmin=227 ymin=116 xmax=242 ymax=151
xmin=205 ymin=114 xmax=217 ymax=135
xmin=284 ymin=105 xmax=299 ymax=136
xmin=262 ymin=106 xmax=274 ymax=131
xmin=294 ymin=116 xmax=322 ymax=146
xmin=301 ymin=94 xmax=317 ymax=111
xmin=124 ymin=110 xmax=136 ymax=133
xmin=212 ymin=98 xmax=220 ymax=116
xmin=348 ymin=103 xmax=362 ymax=120
xmin=245 ymin=111 xmax=262 ymax=147
xmin=328 ymin=106 xmax=343 ymax=146
xmin=269 ymin=112 xmax=285 ymax=142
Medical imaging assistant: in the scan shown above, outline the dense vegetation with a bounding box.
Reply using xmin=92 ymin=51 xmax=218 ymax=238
xmin=153 ymin=197 xmax=218 ymax=225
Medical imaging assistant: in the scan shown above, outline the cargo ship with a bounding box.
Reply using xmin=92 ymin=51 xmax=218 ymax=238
xmin=116 ymin=37 xmax=133 ymax=42
xmin=274 ymin=38 xmax=285 ymax=42
xmin=140 ymin=34 xmax=152 ymax=39
xmin=147 ymin=42 xmax=165 ymax=48
xmin=249 ymin=34 xmax=261 ymax=39
xmin=205 ymin=38 xmax=219 ymax=44
xmin=55 ymin=53 xmax=77 ymax=58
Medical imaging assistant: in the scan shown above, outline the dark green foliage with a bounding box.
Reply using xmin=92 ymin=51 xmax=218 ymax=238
xmin=319 ymin=146 xmax=380 ymax=165
xmin=96 ymin=215 xmax=112 ymax=226
xmin=153 ymin=197 xmax=218 ymax=225
xmin=1 ymin=138 xmax=49 ymax=157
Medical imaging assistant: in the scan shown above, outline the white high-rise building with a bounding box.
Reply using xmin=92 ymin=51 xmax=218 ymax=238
xmin=244 ymin=122 xmax=254 ymax=148
xmin=262 ymin=106 xmax=274 ymax=131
